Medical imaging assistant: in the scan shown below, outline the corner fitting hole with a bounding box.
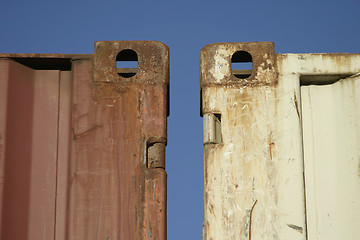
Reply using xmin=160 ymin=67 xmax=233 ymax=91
xmin=116 ymin=49 xmax=138 ymax=78
xmin=231 ymin=51 xmax=252 ymax=79
xmin=214 ymin=114 xmax=221 ymax=122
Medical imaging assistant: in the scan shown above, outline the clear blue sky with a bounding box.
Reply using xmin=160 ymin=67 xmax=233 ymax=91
xmin=1 ymin=0 xmax=359 ymax=239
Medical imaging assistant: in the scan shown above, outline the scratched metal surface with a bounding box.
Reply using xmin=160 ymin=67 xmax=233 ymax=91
xmin=0 ymin=41 xmax=169 ymax=240
xmin=201 ymin=42 xmax=307 ymax=240
xmin=201 ymin=42 xmax=360 ymax=240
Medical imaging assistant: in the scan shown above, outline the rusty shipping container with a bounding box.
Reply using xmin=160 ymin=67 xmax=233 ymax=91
xmin=0 ymin=41 xmax=169 ymax=240
xmin=201 ymin=42 xmax=360 ymax=240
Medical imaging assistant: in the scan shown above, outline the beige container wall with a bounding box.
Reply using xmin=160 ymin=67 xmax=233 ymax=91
xmin=201 ymin=43 xmax=360 ymax=240
xmin=301 ymin=75 xmax=360 ymax=240
xmin=280 ymin=53 xmax=360 ymax=240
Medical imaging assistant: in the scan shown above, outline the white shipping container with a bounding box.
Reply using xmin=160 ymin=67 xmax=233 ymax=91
xmin=201 ymin=42 xmax=360 ymax=240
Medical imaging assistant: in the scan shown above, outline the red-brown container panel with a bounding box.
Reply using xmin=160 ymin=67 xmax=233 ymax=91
xmin=0 ymin=41 xmax=169 ymax=240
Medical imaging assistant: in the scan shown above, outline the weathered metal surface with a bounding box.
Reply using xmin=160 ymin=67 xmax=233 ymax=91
xmin=201 ymin=42 xmax=306 ymax=240
xmin=0 ymin=41 xmax=169 ymax=240
xmin=201 ymin=42 xmax=360 ymax=240
xmin=148 ymin=143 xmax=166 ymax=169
xmin=200 ymin=42 xmax=277 ymax=87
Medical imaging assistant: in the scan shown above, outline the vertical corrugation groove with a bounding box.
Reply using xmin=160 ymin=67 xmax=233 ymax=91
xmin=2 ymin=60 xmax=34 ymax=240
xmin=298 ymin=85 xmax=309 ymax=240
xmin=53 ymin=72 xmax=61 ymax=240
xmin=0 ymin=60 xmax=10 ymax=238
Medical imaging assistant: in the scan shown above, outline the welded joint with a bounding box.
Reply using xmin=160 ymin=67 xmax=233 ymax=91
xmin=147 ymin=143 xmax=165 ymax=169
xmin=203 ymin=113 xmax=222 ymax=144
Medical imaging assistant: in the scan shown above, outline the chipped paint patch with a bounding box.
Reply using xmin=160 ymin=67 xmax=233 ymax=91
xmin=287 ymin=224 xmax=303 ymax=233
xmin=211 ymin=47 xmax=231 ymax=83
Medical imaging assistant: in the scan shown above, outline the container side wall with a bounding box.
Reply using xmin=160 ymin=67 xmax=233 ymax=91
xmin=0 ymin=41 xmax=168 ymax=240
xmin=1 ymin=61 xmax=35 ymax=240
xmin=0 ymin=60 xmax=10 ymax=237
xmin=0 ymin=61 xmax=62 ymax=240
xmin=28 ymin=70 xmax=60 ymax=239
xmin=301 ymin=75 xmax=360 ymax=240
xmin=201 ymin=42 xmax=307 ymax=240
xmin=67 ymin=41 xmax=168 ymax=240
xmin=55 ymin=71 xmax=72 ymax=240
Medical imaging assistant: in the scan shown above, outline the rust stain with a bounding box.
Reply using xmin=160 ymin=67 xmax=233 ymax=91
xmin=200 ymin=42 xmax=278 ymax=88
xmin=249 ymin=200 xmax=258 ymax=240
xmin=268 ymin=140 xmax=275 ymax=161
xmin=287 ymin=223 xmax=303 ymax=234
xmin=267 ymin=132 xmax=276 ymax=161
xmin=293 ymin=90 xmax=301 ymax=121
xmin=95 ymin=82 xmax=127 ymax=97
xmin=93 ymin=41 xmax=169 ymax=96
xmin=147 ymin=143 xmax=166 ymax=169
xmin=72 ymin=125 xmax=101 ymax=140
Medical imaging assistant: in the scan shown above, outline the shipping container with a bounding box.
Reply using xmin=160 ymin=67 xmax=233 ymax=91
xmin=0 ymin=41 xmax=169 ymax=240
xmin=200 ymin=42 xmax=360 ymax=240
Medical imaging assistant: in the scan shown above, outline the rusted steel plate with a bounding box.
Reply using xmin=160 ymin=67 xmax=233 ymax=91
xmin=0 ymin=41 xmax=169 ymax=240
xmin=201 ymin=42 xmax=360 ymax=240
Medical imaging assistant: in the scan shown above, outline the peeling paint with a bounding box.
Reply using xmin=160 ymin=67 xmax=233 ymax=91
xmin=201 ymin=42 xmax=312 ymax=240
xmin=293 ymin=91 xmax=300 ymax=121
xmin=287 ymin=224 xmax=303 ymax=233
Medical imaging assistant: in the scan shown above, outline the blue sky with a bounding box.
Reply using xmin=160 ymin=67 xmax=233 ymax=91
xmin=1 ymin=0 xmax=359 ymax=239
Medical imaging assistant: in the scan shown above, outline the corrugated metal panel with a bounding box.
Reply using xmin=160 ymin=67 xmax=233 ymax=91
xmin=201 ymin=42 xmax=360 ymax=239
xmin=0 ymin=41 xmax=169 ymax=240
xmin=279 ymin=54 xmax=360 ymax=240
xmin=301 ymin=74 xmax=360 ymax=240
